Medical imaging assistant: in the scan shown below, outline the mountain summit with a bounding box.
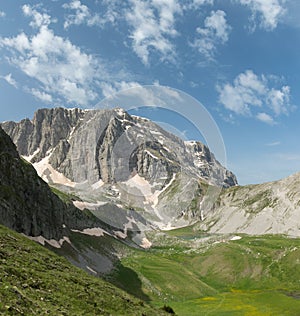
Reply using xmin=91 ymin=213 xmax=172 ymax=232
xmin=2 ymin=107 xmax=237 ymax=231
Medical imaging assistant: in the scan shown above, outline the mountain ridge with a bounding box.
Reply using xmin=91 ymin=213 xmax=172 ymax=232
xmin=1 ymin=107 xmax=237 ymax=232
xmin=0 ymin=125 xmax=112 ymax=241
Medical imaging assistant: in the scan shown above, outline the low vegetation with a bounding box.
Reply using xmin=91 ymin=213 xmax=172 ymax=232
xmin=110 ymin=230 xmax=300 ymax=316
xmin=0 ymin=225 xmax=166 ymax=315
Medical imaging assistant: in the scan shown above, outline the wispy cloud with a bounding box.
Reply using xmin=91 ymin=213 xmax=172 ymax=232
xmin=125 ymin=0 xmax=182 ymax=65
xmin=275 ymin=153 xmax=300 ymax=161
xmin=191 ymin=10 xmax=231 ymax=60
xmin=30 ymin=88 xmax=53 ymax=102
xmin=217 ymin=70 xmax=292 ymax=123
xmin=100 ymin=81 xmax=142 ymax=99
xmin=1 ymin=73 xmax=18 ymax=88
xmin=0 ymin=11 xmax=6 ymax=18
xmin=62 ymin=0 xmax=117 ymax=29
xmin=266 ymin=141 xmax=281 ymax=146
xmin=256 ymin=112 xmax=275 ymax=125
xmin=236 ymin=0 xmax=286 ymax=31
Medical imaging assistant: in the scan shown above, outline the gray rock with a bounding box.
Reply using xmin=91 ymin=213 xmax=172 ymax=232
xmin=0 ymin=126 xmax=105 ymax=240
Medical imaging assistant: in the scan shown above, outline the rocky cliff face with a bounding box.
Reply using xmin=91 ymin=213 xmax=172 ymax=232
xmin=196 ymin=172 xmax=300 ymax=236
xmin=1 ymin=107 xmax=86 ymax=162
xmin=2 ymin=107 xmax=237 ymax=187
xmin=1 ymin=107 xmax=237 ymax=230
xmin=0 ymin=126 xmax=102 ymax=240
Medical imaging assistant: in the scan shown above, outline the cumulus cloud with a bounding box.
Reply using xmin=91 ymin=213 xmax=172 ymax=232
xmin=125 ymin=0 xmax=182 ymax=65
xmin=237 ymin=0 xmax=286 ymax=31
xmin=256 ymin=112 xmax=275 ymax=125
xmin=1 ymin=73 xmax=18 ymax=88
xmin=217 ymin=70 xmax=292 ymax=123
xmin=0 ymin=11 xmax=6 ymax=18
xmin=63 ymin=0 xmax=118 ymax=29
xmin=192 ymin=10 xmax=231 ymax=60
xmin=0 ymin=5 xmax=140 ymax=106
xmin=0 ymin=25 xmax=98 ymax=105
xmin=22 ymin=4 xmax=55 ymax=28
xmin=267 ymin=86 xmax=290 ymax=115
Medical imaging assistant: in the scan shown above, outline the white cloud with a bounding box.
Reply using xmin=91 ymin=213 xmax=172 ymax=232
xmin=256 ymin=112 xmax=275 ymax=125
xmin=125 ymin=0 xmax=182 ymax=65
xmin=0 ymin=11 xmax=6 ymax=18
xmin=1 ymin=26 xmax=99 ymax=105
xmin=100 ymin=81 xmax=142 ymax=99
xmin=184 ymin=0 xmax=214 ymax=10
xmin=192 ymin=10 xmax=231 ymax=60
xmin=266 ymin=141 xmax=281 ymax=146
xmin=193 ymin=0 xmax=214 ymax=6
xmin=237 ymin=0 xmax=286 ymax=31
xmin=217 ymin=70 xmax=292 ymax=121
xmin=0 ymin=6 xmax=141 ymax=106
xmin=22 ymin=4 xmax=55 ymax=28
xmin=31 ymin=88 xmax=53 ymax=102
xmin=63 ymin=0 xmax=117 ymax=29
xmin=1 ymin=73 xmax=18 ymax=88
xmin=267 ymin=86 xmax=290 ymax=115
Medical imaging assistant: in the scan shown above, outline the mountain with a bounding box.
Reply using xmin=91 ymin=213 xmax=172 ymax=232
xmin=1 ymin=107 xmax=237 ymax=233
xmin=0 ymin=224 xmax=167 ymax=316
xmin=2 ymin=107 xmax=300 ymax=238
xmin=1 ymin=107 xmax=300 ymax=315
xmin=196 ymin=172 xmax=300 ymax=236
xmin=0 ymin=125 xmax=111 ymax=241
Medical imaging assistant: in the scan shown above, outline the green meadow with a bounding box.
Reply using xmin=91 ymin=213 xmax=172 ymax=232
xmin=110 ymin=229 xmax=300 ymax=316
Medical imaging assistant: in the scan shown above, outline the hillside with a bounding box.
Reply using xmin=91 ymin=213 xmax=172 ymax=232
xmin=196 ymin=173 xmax=300 ymax=236
xmin=1 ymin=107 xmax=237 ymax=234
xmin=0 ymin=125 xmax=110 ymax=240
xmin=0 ymin=224 xmax=167 ymax=315
xmin=110 ymin=227 xmax=300 ymax=315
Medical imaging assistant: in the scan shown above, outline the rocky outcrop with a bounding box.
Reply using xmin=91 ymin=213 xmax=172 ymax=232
xmin=1 ymin=107 xmax=237 ymax=188
xmin=1 ymin=107 xmax=237 ymax=230
xmin=1 ymin=107 xmax=86 ymax=162
xmin=0 ymin=126 xmax=101 ymax=240
xmin=196 ymin=172 xmax=300 ymax=236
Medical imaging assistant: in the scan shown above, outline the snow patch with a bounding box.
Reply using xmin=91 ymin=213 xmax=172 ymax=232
xmin=145 ymin=150 xmax=159 ymax=160
xmin=28 ymin=235 xmax=71 ymax=248
xmin=230 ymin=235 xmax=242 ymax=241
xmin=125 ymin=174 xmax=153 ymax=197
xmin=92 ymin=180 xmax=104 ymax=190
xmin=141 ymin=237 xmax=152 ymax=249
xmin=22 ymin=148 xmax=40 ymax=162
xmin=114 ymin=231 xmax=127 ymax=239
xmin=86 ymin=266 xmax=97 ymax=274
xmin=33 ymin=155 xmax=76 ymax=187
xmin=72 ymin=227 xmax=106 ymax=237
xmin=73 ymin=200 xmax=107 ymax=210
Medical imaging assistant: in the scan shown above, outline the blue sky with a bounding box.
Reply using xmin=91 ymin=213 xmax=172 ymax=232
xmin=0 ymin=0 xmax=300 ymax=185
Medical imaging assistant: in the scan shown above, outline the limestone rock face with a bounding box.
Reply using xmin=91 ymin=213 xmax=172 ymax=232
xmin=0 ymin=126 xmax=101 ymax=240
xmin=1 ymin=107 xmax=85 ymax=162
xmin=1 ymin=107 xmax=237 ymax=230
xmin=2 ymin=107 xmax=237 ymax=188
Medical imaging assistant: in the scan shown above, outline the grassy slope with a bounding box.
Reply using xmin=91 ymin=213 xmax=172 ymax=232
xmin=0 ymin=225 xmax=167 ymax=316
xmin=110 ymin=230 xmax=300 ymax=316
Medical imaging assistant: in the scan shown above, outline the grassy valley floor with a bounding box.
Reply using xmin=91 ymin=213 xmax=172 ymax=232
xmin=109 ymin=227 xmax=300 ymax=316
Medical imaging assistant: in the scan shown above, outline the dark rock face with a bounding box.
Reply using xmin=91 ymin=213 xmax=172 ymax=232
xmin=0 ymin=126 xmax=100 ymax=240
xmin=1 ymin=107 xmax=237 ymax=189
xmin=1 ymin=107 xmax=85 ymax=162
